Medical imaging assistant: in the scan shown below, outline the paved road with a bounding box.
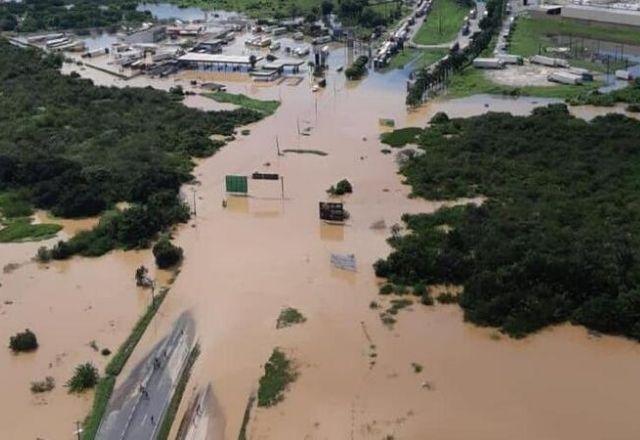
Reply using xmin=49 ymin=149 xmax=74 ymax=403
xmin=97 ymin=313 xmax=195 ymax=440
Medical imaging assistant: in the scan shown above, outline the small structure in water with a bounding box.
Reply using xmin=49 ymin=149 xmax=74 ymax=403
xmin=319 ymin=202 xmax=346 ymax=223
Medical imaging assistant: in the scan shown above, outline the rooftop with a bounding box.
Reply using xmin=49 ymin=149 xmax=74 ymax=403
xmin=178 ymin=53 xmax=263 ymax=64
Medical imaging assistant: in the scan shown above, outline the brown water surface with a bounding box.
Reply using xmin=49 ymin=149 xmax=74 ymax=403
xmin=1 ymin=47 xmax=639 ymax=440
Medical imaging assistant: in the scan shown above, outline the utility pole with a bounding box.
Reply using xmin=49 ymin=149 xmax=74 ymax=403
xmin=280 ymin=176 xmax=285 ymax=200
xmin=191 ymin=187 xmax=197 ymax=217
xmin=276 ymin=135 xmax=282 ymax=156
xmin=75 ymin=421 xmax=82 ymax=440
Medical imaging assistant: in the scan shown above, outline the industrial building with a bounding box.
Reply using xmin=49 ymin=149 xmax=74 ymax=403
xmin=561 ymin=5 xmax=640 ymax=28
xmin=178 ymin=53 xmax=263 ymax=72
xmin=123 ymin=26 xmax=166 ymax=44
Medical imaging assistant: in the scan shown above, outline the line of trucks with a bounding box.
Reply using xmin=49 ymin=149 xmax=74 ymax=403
xmin=373 ymin=0 xmax=433 ymax=68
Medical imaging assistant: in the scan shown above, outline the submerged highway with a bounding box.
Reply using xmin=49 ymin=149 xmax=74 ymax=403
xmin=96 ymin=313 xmax=195 ymax=440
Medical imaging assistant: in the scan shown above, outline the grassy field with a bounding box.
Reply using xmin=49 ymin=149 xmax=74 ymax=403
xmin=445 ymin=67 xmax=602 ymax=100
xmin=509 ymin=16 xmax=636 ymax=72
xmin=0 ymin=218 xmax=61 ymax=243
xmin=413 ymin=0 xmax=468 ymax=45
xmin=0 ymin=193 xmax=62 ymax=242
xmin=511 ymin=16 xmax=640 ymax=51
xmin=385 ymin=48 xmax=447 ymax=71
xmin=203 ymin=92 xmax=280 ymax=116
xmin=380 ymin=127 xmax=422 ymax=147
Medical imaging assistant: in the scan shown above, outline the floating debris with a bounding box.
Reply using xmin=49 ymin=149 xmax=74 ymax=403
xmin=330 ymin=253 xmax=356 ymax=272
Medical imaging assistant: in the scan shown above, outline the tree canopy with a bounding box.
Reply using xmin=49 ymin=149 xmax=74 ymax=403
xmin=0 ymin=41 xmax=262 ymax=257
xmin=375 ymin=105 xmax=640 ymax=340
xmin=0 ymin=0 xmax=151 ymax=32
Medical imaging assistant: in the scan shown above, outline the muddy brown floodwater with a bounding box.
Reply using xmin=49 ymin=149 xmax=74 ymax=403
xmin=1 ymin=45 xmax=640 ymax=440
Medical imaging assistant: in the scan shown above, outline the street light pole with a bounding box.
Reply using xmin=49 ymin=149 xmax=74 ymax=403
xmin=191 ymin=187 xmax=197 ymax=217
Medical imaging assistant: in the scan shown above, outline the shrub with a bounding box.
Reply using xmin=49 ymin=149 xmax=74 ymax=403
xmin=169 ymin=85 xmax=184 ymax=96
xmin=380 ymin=127 xmax=422 ymax=147
xmin=379 ymin=284 xmax=394 ymax=295
xmin=345 ymin=56 xmax=369 ymax=80
xmin=257 ymin=348 xmax=296 ymax=407
xmin=327 ymin=179 xmax=353 ymax=196
xmin=412 ymin=283 xmax=426 ymax=296
xmin=420 ymin=292 xmax=434 ymax=306
xmin=276 ymin=307 xmax=306 ymax=329
xmin=31 ymin=376 xmax=55 ymax=393
xmin=36 ymin=246 xmax=52 ymax=262
xmin=430 ymin=112 xmax=450 ymax=124
xmin=436 ymin=292 xmax=458 ymax=304
xmin=9 ymin=329 xmax=38 ymax=352
xmin=153 ymin=237 xmax=183 ymax=269
xmin=67 ymin=362 xmax=99 ymax=393
xmin=101 ymin=348 xmax=112 ymax=356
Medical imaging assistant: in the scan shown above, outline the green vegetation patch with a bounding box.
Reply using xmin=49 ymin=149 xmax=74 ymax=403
xmin=327 ymin=179 xmax=353 ymax=196
xmin=82 ymin=287 xmax=169 ymax=439
xmin=568 ymin=79 xmax=640 ymax=106
xmin=0 ymin=192 xmax=61 ymax=242
xmin=9 ymin=329 xmax=38 ymax=352
xmin=0 ymin=41 xmax=261 ymax=258
xmin=31 ymin=376 xmax=55 ymax=393
xmin=176 ymin=0 xmax=402 ymax=36
xmin=276 ymin=307 xmax=307 ymax=329
xmin=510 ymin=16 xmax=640 ymax=54
xmin=257 ymin=348 xmax=296 ymax=407
xmin=203 ymin=92 xmax=280 ymax=116
xmin=81 ymin=376 xmax=116 ymax=440
xmin=0 ymin=218 xmax=61 ymax=243
xmin=407 ymin=0 xmax=505 ymax=105
xmin=345 ymin=55 xmax=369 ymax=80
xmin=508 ymin=16 xmax=631 ymax=72
xmin=380 ymin=127 xmax=422 ymax=147
xmin=153 ymin=236 xmax=183 ymax=269
xmin=67 ymin=362 xmax=99 ymax=393
xmin=445 ymin=66 xmax=602 ymax=100
xmin=0 ymin=0 xmax=151 ymax=32
xmin=413 ymin=0 xmax=470 ymax=45
xmin=375 ymin=104 xmax=640 ymax=340
xmin=385 ymin=48 xmax=447 ymax=71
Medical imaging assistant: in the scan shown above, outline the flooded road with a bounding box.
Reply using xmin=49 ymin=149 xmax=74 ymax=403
xmin=2 ymin=44 xmax=640 ymax=440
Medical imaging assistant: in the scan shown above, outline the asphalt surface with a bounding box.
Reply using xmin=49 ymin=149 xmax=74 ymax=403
xmin=97 ymin=313 xmax=195 ymax=440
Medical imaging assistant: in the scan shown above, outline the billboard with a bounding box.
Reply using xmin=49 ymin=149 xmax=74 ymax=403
xmin=251 ymin=172 xmax=280 ymax=180
xmin=225 ymin=175 xmax=248 ymax=194
xmin=319 ymin=202 xmax=345 ymax=222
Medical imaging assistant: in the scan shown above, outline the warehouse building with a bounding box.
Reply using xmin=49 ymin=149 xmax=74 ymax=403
xmin=561 ymin=5 xmax=640 ymax=28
